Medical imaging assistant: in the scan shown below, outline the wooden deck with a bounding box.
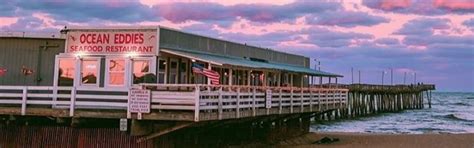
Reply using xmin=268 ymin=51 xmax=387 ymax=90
xmin=0 ymin=84 xmax=348 ymax=121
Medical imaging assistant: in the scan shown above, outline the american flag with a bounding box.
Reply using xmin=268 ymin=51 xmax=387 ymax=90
xmin=0 ymin=67 xmax=7 ymax=76
xmin=192 ymin=63 xmax=220 ymax=85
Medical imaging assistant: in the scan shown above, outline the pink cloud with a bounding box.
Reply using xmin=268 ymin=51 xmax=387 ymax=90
xmin=434 ymin=0 xmax=474 ymax=10
xmin=379 ymin=0 xmax=411 ymax=10
xmin=0 ymin=17 xmax=19 ymax=27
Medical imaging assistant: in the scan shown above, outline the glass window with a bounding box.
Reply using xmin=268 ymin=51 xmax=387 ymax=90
xmin=81 ymin=59 xmax=99 ymax=85
xmin=58 ymin=58 xmax=75 ymax=86
xmin=158 ymin=59 xmax=166 ymax=84
xmin=108 ymin=59 xmax=125 ymax=86
xmin=179 ymin=61 xmax=187 ymax=84
xmin=168 ymin=60 xmax=178 ymax=84
xmin=132 ymin=60 xmax=150 ymax=84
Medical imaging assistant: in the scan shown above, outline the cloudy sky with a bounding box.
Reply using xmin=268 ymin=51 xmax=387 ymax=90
xmin=0 ymin=0 xmax=473 ymax=91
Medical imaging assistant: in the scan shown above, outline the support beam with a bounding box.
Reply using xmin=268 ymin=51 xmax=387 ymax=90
xmin=137 ymin=122 xmax=193 ymax=142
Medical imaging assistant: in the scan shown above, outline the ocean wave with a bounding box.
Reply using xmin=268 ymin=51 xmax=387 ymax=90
xmin=453 ymin=102 xmax=471 ymax=106
xmin=445 ymin=113 xmax=474 ymax=121
xmin=466 ymin=97 xmax=474 ymax=99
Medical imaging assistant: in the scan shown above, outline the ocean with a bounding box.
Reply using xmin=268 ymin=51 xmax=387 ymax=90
xmin=311 ymin=92 xmax=474 ymax=134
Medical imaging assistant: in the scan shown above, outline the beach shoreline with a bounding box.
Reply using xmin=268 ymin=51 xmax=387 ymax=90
xmin=275 ymin=132 xmax=474 ymax=148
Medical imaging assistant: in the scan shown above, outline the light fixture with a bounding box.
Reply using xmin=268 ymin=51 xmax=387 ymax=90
xmin=125 ymin=52 xmax=138 ymax=58
xmin=74 ymin=52 xmax=85 ymax=59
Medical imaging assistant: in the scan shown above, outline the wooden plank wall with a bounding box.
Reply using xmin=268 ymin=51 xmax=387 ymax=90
xmin=0 ymin=38 xmax=64 ymax=86
xmin=0 ymin=126 xmax=152 ymax=148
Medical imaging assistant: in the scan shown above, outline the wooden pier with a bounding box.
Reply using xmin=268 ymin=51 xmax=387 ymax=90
xmin=0 ymin=84 xmax=435 ymax=147
xmin=312 ymin=84 xmax=435 ymax=121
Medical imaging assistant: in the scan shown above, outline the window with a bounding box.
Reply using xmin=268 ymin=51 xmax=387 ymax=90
xmin=81 ymin=59 xmax=99 ymax=85
xmin=179 ymin=61 xmax=187 ymax=84
xmin=108 ymin=59 xmax=125 ymax=86
xmin=132 ymin=60 xmax=150 ymax=84
xmin=58 ymin=58 xmax=75 ymax=86
xmin=157 ymin=59 xmax=166 ymax=84
xmin=168 ymin=60 xmax=178 ymax=84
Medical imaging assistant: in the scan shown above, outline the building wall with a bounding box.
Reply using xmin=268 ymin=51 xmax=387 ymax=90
xmin=0 ymin=37 xmax=65 ymax=86
xmin=159 ymin=28 xmax=310 ymax=67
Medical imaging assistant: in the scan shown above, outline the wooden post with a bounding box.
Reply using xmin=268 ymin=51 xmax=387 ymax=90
xmin=277 ymin=72 xmax=282 ymax=87
xmin=300 ymin=88 xmax=304 ymax=113
xmin=317 ymin=89 xmax=321 ymax=112
xmin=69 ymin=87 xmax=76 ymax=117
xmin=207 ymin=64 xmax=212 ymax=85
xmin=290 ymin=74 xmax=294 ymax=87
xmin=252 ymin=87 xmax=256 ymax=116
xmin=194 ymin=85 xmax=200 ymax=121
xmin=279 ymin=88 xmax=283 ymax=114
xmin=247 ymin=70 xmax=251 ymax=86
xmin=236 ymin=87 xmax=240 ymax=118
xmin=309 ymin=88 xmax=313 ymax=112
xmin=290 ymin=88 xmax=294 ymax=113
xmin=229 ymin=69 xmax=233 ymax=86
xmin=428 ymin=90 xmax=432 ymax=108
xmin=21 ymin=86 xmax=27 ymax=116
xmin=218 ymin=87 xmax=223 ymax=120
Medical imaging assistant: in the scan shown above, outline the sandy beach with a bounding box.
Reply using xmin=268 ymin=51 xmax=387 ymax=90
xmin=276 ymin=132 xmax=474 ymax=148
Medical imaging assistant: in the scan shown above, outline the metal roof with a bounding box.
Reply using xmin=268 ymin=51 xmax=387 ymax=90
xmin=161 ymin=48 xmax=343 ymax=77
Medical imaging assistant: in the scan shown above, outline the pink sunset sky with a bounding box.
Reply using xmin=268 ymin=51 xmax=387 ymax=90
xmin=0 ymin=0 xmax=473 ymax=91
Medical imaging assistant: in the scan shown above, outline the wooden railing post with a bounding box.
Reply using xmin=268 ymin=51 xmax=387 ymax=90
xmin=194 ymin=85 xmax=200 ymax=122
xmin=266 ymin=88 xmax=270 ymax=115
xmin=236 ymin=87 xmax=241 ymax=118
xmin=52 ymin=86 xmax=58 ymax=108
xmin=252 ymin=87 xmax=256 ymax=117
xmin=300 ymin=88 xmax=304 ymax=113
xmin=309 ymin=88 xmax=313 ymax=112
xmin=333 ymin=89 xmax=336 ymax=109
xmin=69 ymin=87 xmax=76 ymax=117
xmin=21 ymin=86 xmax=27 ymax=116
xmin=218 ymin=86 xmax=223 ymax=120
xmin=290 ymin=88 xmax=294 ymax=113
xmin=278 ymin=88 xmax=282 ymax=114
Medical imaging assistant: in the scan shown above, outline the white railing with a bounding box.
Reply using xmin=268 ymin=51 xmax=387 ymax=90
xmin=0 ymin=86 xmax=129 ymax=117
xmin=0 ymin=84 xmax=348 ymax=121
xmin=143 ymin=84 xmax=348 ymax=121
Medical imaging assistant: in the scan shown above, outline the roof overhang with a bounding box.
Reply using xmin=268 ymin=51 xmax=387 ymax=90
xmin=161 ymin=48 xmax=343 ymax=77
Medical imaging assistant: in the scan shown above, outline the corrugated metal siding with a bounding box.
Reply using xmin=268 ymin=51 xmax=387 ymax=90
xmin=159 ymin=28 xmax=309 ymax=67
xmin=0 ymin=37 xmax=64 ymax=86
xmin=0 ymin=126 xmax=152 ymax=148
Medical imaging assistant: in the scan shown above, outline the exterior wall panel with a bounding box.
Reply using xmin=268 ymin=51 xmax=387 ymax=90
xmin=0 ymin=38 xmax=64 ymax=86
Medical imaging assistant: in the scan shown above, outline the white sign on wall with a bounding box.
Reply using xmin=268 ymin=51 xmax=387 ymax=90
xmin=265 ymin=89 xmax=272 ymax=109
xmin=119 ymin=118 xmax=128 ymax=131
xmin=66 ymin=29 xmax=159 ymax=55
xmin=128 ymin=88 xmax=151 ymax=113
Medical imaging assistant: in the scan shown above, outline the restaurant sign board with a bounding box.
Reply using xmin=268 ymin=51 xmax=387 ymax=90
xmin=66 ymin=28 xmax=159 ymax=55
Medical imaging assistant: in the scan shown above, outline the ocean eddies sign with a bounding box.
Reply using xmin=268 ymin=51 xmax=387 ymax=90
xmin=66 ymin=29 xmax=159 ymax=55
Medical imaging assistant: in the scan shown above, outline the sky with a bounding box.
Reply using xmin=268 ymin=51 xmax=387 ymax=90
xmin=0 ymin=0 xmax=473 ymax=92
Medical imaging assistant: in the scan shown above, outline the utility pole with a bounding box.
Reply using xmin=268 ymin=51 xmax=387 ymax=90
xmin=351 ymin=67 xmax=354 ymax=84
xmin=382 ymin=71 xmax=385 ymax=85
xmin=358 ymin=70 xmax=361 ymax=84
xmin=414 ymin=72 xmax=417 ymax=84
xmin=390 ymin=68 xmax=393 ymax=85
xmin=403 ymin=72 xmax=407 ymax=85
